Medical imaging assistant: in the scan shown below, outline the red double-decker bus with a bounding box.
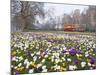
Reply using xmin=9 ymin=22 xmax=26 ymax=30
xmin=64 ymin=24 xmax=76 ymax=32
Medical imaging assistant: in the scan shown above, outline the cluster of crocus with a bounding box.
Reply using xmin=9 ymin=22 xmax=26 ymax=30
xmin=11 ymin=32 xmax=96 ymax=75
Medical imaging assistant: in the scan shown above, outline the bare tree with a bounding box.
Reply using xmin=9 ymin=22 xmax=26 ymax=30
xmin=11 ymin=0 xmax=44 ymax=32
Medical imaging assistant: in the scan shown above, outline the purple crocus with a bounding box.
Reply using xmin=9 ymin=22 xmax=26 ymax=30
xmin=90 ymin=58 xmax=96 ymax=64
xmin=87 ymin=48 xmax=91 ymax=51
xmin=15 ymin=71 xmax=20 ymax=75
xmin=77 ymin=50 xmax=83 ymax=54
xmin=74 ymin=60 xmax=79 ymax=64
xmin=62 ymin=50 xmax=67 ymax=53
xmin=53 ymin=48 xmax=57 ymax=51
xmin=69 ymin=48 xmax=77 ymax=56
xmin=44 ymin=51 xmax=48 ymax=55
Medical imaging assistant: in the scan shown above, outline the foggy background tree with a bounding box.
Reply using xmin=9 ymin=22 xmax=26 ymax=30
xmin=81 ymin=6 xmax=96 ymax=32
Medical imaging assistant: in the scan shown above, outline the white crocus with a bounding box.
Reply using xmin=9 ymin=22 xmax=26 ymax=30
xmin=29 ymin=37 xmax=33 ymax=41
xmin=60 ymin=48 xmax=63 ymax=51
xmin=18 ymin=56 xmax=23 ymax=61
xmin=14 ymin=44 xmax=17 ymax=47
xmin=85 ymin=51 xmax=89 ymax=57
xmin=42 ymin=65 xmax=46 ymax=70
xmin=56 ymin=66 xmax=60 ymax=70
xmin=62 ymin=57 xmax=65 ymax=61
xmin=56 ymin=53 xmax=60 ymax=57
xmin=18 ymin=63 xmax=22 ymax=67
xmin=37 ymin=64 xmax=42 ymax=68
xmin=33 ymin=56 xmax=37 ymax=62
xmin=41 ymin=59 xmax=45 ymax=63
xmin=65 ymin=51 xmax=69 ymax=55
xmin=42 ymin=68 xmax=47 ymax=72
xmin=93 ymin=44 xmax=96 ymax=48
xmin=67 ymin=58 xmax=71 ymax=62
xmin=26 ymin=62 xmax=30 ymax=69
xmin=30 ymin=61 xmax=32 ymax=64
xmin=36 ymin=51 xmax=40 ymax=55
xmin=44 ymin=54 xmax=48 ymax=58
xmin=12 ymin=56 xmax=16 ymax=61
xmin=51 ymin=56 xmax=54 ymax=59
xmin=24 ymin=59 xmax=28 ymax=65
xmin=63 ymin=47 xmax=66 ymax=50
xmin=31 ymin=53 xmax=34 ymax=57
xmin=69 ymin=65 xmax=77 ymax=70
xmin=24 ymin=59 xmax=31 ymax=68
xmin=69 ymin=65 xmax=73 ymax=70
xmin=11 ymin=65 xmax=13 ymax=68
xmin=51 ymin=58 xmax=54 ymax=62
xmin=24 ymin=43 xmax=29 ymax=49
xmin=39 ymin=56 xmax=41 ymax=59
xmin=48 ymin=42 xmax=52 ymax=47
xmin=29 ymin=69 xmax=34 ymax=73
xmin=54 ymin=64 xmax=60 ymax=70
xmin=90 ymin=67 xmax=93 ymax=70
xmin=55 ymin=59 xmax=60 ymax=63
xmin=59 ymin=59 xmax=62 ymax=62
xmin=76 ymin=54 xmax=79 ymax=57
xmin=81 ymin=62 xmax=86 ymax=67
xmin=88 ymin=62 xmax=92 ymax=66
xmin=36 ymin=46 xmax=39 ymax=49
xmin=53 ymin=53 xmax=56 ymax=56
xmin=14 ymin=66 xmax=18 ymax=69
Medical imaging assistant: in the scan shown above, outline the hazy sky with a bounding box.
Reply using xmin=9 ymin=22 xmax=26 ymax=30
xmin=36 ymin=3 xmax=89 ymax=25
xmin=44 ymin=3 xmax=89 ymax=16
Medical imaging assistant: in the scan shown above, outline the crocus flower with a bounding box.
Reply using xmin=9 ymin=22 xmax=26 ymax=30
xmin=53 ymin=48 xmax=57 ymax=51
xmin=67 ymin=58 xmax=71 ymax=62
xmin=69 ymin=48 xmax=77 ymax=56
xmin=15 ymin=71 xmax=20 ymax=75
xmin=90 ymin=58 xmax=96 ymax=64
xmin=62 ymin=50 xmax=67 ymax=53
xmin=81 ymin=62 xmax=86 ymax=68
xmin=74 ymin=60 xmax=79 ymax=64
xmin=77 ymin=50 xmax=83 ymax=54
xmin=29 ymin=69 xmax=34 ymax=73
xmin=69 ymin=65 xmax=77 ymax=70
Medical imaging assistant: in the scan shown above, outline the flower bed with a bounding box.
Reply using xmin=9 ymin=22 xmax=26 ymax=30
xmin=11 ymin=32 xmax=96 ymax=74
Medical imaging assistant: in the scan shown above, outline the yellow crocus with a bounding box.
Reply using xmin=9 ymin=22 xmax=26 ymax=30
xmin=31 ymin=62 xmax=36 ymax=67
xmin=12 ymin=51 xmax=16 ymax=55
xmin=60 ymin=67 xmax=66 ymax=71
xmin=17 ymin=67 xmax=24 ymax=71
